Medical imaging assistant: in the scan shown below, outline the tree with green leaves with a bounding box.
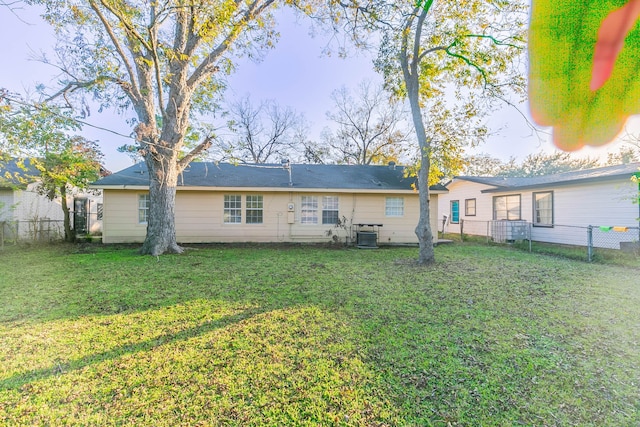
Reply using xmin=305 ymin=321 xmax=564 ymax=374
xmin=0 ymin=95 xmax=103 ymax=241
xmin=27 ymin=0 xmax=306 ymax=255
xmin=605 ymin=143 xmax=640 ymax=165
xmin=333 ymin=0 xmax=527 ymax=264
xmin=36 ymin=138 xmax=104 ymax=241
xmin=498 ymin=152 xmax=601 ymax=177
xmin=458 ymin=153 xmax=515 ymax=177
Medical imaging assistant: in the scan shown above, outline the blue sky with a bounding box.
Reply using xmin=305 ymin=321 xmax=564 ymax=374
xmin=1 ymin=5 xmax=631 ymax=172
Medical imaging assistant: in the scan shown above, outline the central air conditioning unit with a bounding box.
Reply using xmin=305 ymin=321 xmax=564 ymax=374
xmin=356 ymin=231 xmax=378 ymax=248
xmin=491 ymin=220 xmax=528 ymax=243
xmin=355 ymin=224 xmax=382 ymax=248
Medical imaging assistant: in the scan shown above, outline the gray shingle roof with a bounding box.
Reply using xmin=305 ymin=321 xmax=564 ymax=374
xmin=453 ymin=162 xmax=640 ymax=192
xmin=92 ymin=162 xmax=448 ymax=192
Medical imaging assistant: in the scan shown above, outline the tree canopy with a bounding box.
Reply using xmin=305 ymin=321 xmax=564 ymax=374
xmin=333 ymin=0 xmax=527 ymax=263
xmin=0 ymin=94 xmax=103 ymax=240
xmin=26 ymin=0 xmax=309 ymax=255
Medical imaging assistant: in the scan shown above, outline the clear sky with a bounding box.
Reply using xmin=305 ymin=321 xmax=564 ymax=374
xmin=1 ymin=5 xmax=632 ymax=172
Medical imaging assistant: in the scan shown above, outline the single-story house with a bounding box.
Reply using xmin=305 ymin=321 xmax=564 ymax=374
xmin=438 ymin=162 xmax=640 ymax=248
xmin=0 ymin=159 xmax=103 ymax=240
xmin=90 ymin=162 xmax=447 ymax=245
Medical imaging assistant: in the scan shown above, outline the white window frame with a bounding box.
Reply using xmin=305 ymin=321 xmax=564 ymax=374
xmin=322 ymin=196 xmax=339 ymax=225
xmin=138 ymin=194 xmax=150 ymax=224
xmin=533 ymin=191 xmax=554 ymax=227
xmin=385 ymin=197 xmax=404 ymax=217
xmin=301 ymin=196 xmax=318 ymax=224
xmin=245 ymin=195 xmax=263 ymax=224
xmin=224 ymin=194 xmax=242 ymax=224
xmin=493 ymin=194 xmax=521 ymax=220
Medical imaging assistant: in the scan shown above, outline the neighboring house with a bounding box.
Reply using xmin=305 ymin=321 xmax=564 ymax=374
xmin=0 ymin=159 xmax=103 ymax=240
xmin=90 ymin=162 xmax=447 ymax=245
xmin=438 ymin=163 xmax=640 ymax=248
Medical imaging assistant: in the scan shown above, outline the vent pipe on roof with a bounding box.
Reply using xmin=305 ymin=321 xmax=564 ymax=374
xmin=388 ymin=161 xmax=396 ymax=170
xmin=281 ymin=159 xmax=292 ymax=186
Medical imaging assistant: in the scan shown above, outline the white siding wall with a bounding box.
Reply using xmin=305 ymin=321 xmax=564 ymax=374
xmin=437 ymin=180 xmax=496 ymax=235
xmin=1 ymin=184 xmax=102 ymax=239
xmin=441 ymin=177 xmax=639 ymax=248
xmin=0 ymin=186 xmax=65 ymax=239
xmin=102 ymin=189 xmax=440 ymax=245
xmin=529 ymin=179 xmax=638 ymax=247
xmin=0 ymin=190 xmax=15 ymax=221
xmin=14 ymin=185 xmax=66 ymax=222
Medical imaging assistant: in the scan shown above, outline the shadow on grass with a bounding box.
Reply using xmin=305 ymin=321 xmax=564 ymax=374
xmin=0 ymin=307 xmax=264 ymax=391
xmin=2 ymin=244 xmax=639 ymax=425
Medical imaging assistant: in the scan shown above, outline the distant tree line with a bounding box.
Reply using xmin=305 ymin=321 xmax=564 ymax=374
xmin=460 ymin=146 xmax=640 ymax=179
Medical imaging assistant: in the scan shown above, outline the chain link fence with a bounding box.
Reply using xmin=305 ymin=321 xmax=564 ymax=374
xmin=588 ymin=225 xmax=640 ymax=261
xmin=0 ymin=211 xmax=102 ymax=247
xmin=0 ymin=219 xmax=65 ymax=246
xmin=452 ymin=219 xmax=640 ymax=263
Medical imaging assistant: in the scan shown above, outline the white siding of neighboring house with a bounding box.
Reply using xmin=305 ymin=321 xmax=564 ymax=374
xmin=0 ymin=185 xmax=65 ymax=240
xmin=437 ymin=180 xmax=496 ymax=236
xmin=101 ymin=188 xmax=441 ymax=245
xmin=0 ymin=184 xmax=103 ymax=239
xmin=0 ymin=190 xmax=15 ymax=221
xmin=440 ymin=176 xmax=639 ymax=248
xmin=528 ymin=179 xmax=638 ymax=248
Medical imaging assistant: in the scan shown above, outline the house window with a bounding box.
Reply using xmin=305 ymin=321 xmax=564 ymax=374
xmin=533 ymin=191 xmax=553 ymax=227
xmin=97 ymin=203 xmax=104 ymax=221
xmin=301 ymin=196 xmax=318 ymax=224
xmin=465 ymin=198 xmax=476 ymax=216
xmin=224 ymin=195 xmax=242 ymax=224
xmin=322 ymin=196 xmax=339 ymax=225
xmin=138 ymin=194 xmax=150 ymax=224
xmin=246 ymin=195 xmax=263 ymax=224
xmin=385 ymin=197 xmax=404 ymax=217
xmin=493 ymin=194 xmax=521 ymax=220
xmin=450 ymin=200 xmax=460 ymax=224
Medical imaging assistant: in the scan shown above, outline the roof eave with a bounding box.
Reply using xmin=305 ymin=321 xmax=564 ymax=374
xmin=94 ymin=184 xmax=421 ymax=193
xmin=480 ymin=173 xmax=635 ymax=193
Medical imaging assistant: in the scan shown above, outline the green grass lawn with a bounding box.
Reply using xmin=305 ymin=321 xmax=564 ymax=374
xmin=0 ymin=243 xmax=638 ymax=426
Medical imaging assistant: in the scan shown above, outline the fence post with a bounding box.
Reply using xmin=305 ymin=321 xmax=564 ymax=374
xmin=528 ymin=222 xmax=532 ymax=253
xmin=486 ymin=221 xmax=490 ymax=243
xmin=460 ymin=219 xmax=464 ymax=242
xmin=0 ymin=221 xmax=4 ymax=249
xmin=587 ymin=225 xmax=593 ymax=262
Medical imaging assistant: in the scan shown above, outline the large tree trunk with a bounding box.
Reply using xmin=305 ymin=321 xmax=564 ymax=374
xmin=405 ymin=70 xmax=435 ymax=265
xmin=60 ymin=185 xmax=74 ymax=243
xmin=401 ymin=7 xmax=435 ymax=265
xmin=414 ymin=151 xmax=435 ymax=264
xmin=139 ymin=155 xmax=183 ymax=256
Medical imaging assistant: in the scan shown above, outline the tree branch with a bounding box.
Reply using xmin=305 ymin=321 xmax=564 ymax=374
xmin=148 ymin=5 xmax=165 ymax=118
xmin=95 ymin=0 xmax=154 ymax=52
xmin=177 ymin=135 xmax=214 ymax=171
xmin=88 ymin=0 xmax=142 ymax=105
xmin=187 ymin=0 xmax=277 ymax=91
